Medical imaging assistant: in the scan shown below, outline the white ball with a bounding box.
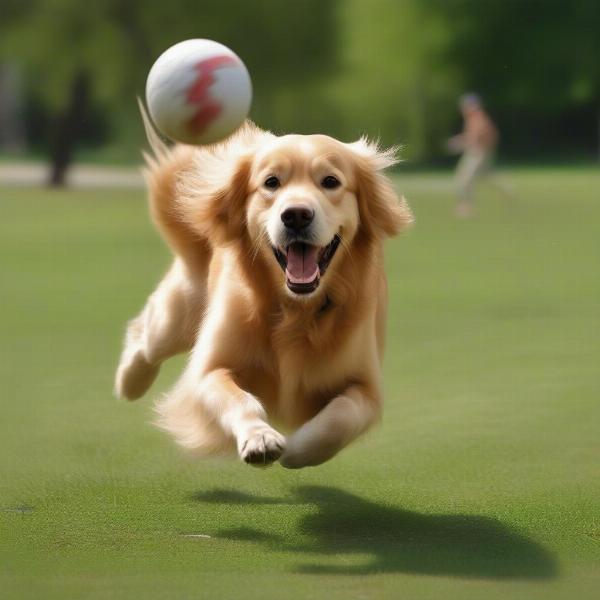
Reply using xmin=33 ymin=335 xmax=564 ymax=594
xmin=146 ymin=39 xmax=252 ymax=145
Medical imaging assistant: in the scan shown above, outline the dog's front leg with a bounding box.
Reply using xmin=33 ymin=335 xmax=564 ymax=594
xmin=280 ymin=384 xmax=380 ymax=469
xmin=197 ymin=368 xmax=286 ymax=466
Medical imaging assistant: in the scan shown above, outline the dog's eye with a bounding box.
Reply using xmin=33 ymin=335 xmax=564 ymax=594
xmin=321 ymin=175 xmax=341 ymax=189
xmin=264 ymin=176 xmax=280 ymax=190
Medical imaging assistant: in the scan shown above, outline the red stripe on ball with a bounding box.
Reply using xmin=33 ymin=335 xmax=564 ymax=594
xmin=186 ymin=55 xmax=238 ymax=135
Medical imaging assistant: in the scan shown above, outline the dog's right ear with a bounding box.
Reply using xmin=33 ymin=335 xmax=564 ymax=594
xmin=178 ymin=153 xmax=252 ymax=245
xmin=177 ymin=121 xmax=269 ymax=245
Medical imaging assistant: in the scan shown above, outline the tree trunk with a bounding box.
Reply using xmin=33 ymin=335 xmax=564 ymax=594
xmin=48 ymin=69 xmax=90 ymax=187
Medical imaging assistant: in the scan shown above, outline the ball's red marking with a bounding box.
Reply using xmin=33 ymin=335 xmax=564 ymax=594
xmin=186 ymin=55 xmax=238 ymax=135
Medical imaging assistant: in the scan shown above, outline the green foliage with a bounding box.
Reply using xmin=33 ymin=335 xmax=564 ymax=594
xmin=1 ymin=0 xmax=599 ymax=161
xmin=322 ymin=0 xmax=462 ymax=158
xmin=431 ymin=0 xmax=600 ymax=110
xmin=1 ymin=0 xmax=339 ymax=150
xmin=429 ymin=0 xmax=600 ymax=156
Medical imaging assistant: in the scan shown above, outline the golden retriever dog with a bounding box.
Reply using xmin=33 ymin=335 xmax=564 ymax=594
xmin=115 ymin=109 xmax=412 ymax=468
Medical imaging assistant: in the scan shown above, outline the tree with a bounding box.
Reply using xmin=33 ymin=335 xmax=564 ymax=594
xmin=2 ymin=0 xmax=599 ymax=170
xmin=317 ymin=0 xmax=462 ymax=161
xmin=0 ymin=0 xmax=339 ymax=184
xmin=429 ymin=0 xmax=600 ymax=160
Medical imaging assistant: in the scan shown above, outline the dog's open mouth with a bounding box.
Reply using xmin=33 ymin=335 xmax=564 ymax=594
xmin=272 ymin=235 xmax=341 ymax=295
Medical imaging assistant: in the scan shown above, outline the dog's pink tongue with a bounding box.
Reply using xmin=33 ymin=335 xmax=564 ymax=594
xmin=286 ymin=243 xmax=319 ymax=284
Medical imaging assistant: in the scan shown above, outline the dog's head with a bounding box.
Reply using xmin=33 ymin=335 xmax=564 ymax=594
xmin=180 ymin=123 xmax=412 ymax=299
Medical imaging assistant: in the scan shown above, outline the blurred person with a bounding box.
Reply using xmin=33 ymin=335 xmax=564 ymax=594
xmin=447 ymin=93 xmax=506 ymax=218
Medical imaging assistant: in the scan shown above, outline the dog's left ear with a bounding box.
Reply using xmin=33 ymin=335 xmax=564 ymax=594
xmin=347 ymin=138 xmax=413 ymax=239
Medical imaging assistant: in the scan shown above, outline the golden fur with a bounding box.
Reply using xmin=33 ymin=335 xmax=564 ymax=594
xmin=115 ymin=113 xmax=412 ymax=468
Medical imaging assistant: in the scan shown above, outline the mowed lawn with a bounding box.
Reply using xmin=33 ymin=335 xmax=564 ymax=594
xmin=1 ymin=167 xmax=599 ymax=599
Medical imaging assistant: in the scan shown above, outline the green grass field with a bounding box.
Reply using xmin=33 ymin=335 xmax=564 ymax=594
xmin=1 ymin=168 xmax=599 ymax=599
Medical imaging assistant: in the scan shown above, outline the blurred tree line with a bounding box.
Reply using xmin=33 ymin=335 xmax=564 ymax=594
xmin=1 ymin=0 xmax=599 ymax=184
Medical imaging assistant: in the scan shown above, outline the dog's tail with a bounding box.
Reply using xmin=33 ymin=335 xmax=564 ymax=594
xmin=137 ymin=97 xmax=170 ymax=166
xmin=137 ymin=98 xmax=210 ymax=270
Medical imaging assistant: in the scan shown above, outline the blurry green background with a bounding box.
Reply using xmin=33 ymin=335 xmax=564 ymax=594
xmin=1 ymin=0 xmax=600 ymax=176
xmin=1 ymin=2 xmax=600 ymax=599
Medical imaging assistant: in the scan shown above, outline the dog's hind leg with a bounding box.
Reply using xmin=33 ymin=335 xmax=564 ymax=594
xmin=115 ymin=259 xmax=205 ymax=400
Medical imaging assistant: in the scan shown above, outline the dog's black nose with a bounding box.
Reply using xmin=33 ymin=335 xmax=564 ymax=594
xmin=281 ymin=206 xmax=315 ymax=231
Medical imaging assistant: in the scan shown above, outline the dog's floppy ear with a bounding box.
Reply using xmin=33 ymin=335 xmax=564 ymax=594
xmin=177 ymin=121 xmax=269 ymax=245
xmin=347 ymin=138 xmax=413 ymax=239
xmin=179 ymin=154 xmax=251 ymax=244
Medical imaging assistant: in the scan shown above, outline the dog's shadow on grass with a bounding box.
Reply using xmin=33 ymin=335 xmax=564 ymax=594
xmin=192 ymin=485 xmax=557 ymax=579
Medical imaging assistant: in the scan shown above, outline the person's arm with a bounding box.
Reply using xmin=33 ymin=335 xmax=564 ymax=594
xmin=447 ymin=133 xmax=466 ymax=154
xmin=476 ymin=116 xmax=498 ymax=150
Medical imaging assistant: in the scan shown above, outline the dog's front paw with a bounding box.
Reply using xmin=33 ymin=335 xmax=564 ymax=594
xmin=279 ymin=446 xmax=315 ymax=469
xmin=238 ymin=426 xmax=286 ymax=467
xmin=279 ymin=429 xmax=338 ymax=469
